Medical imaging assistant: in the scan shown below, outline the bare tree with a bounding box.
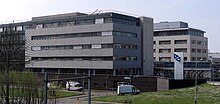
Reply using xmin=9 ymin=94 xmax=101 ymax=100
xmin=0 ymin=24 xmax=25 ymax=104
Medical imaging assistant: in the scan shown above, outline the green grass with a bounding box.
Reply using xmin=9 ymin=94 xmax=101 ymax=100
xmin=92 ymin=84 xmax=220 ymax=104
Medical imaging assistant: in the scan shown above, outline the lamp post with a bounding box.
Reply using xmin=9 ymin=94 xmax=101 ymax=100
xmin=195 ymin=58 xmax=202 ymax=104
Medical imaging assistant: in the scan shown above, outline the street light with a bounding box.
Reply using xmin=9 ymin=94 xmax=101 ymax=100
xmin=195 ymin=58 xmax=203 ymax=104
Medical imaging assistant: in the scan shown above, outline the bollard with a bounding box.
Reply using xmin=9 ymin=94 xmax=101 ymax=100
xmin=76 ymin=97 xmax=79 ymax=104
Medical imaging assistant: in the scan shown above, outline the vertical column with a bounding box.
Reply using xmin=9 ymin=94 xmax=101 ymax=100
xmin=42 ymin=68 xmax=45 ymax=73
xmin=93 ymin=69 xmax=96 ymax=75
xmin=75 ymin=69 xmax=77 ymax=75
xmin=58 ymin=68 xmax=60 ymax=74
xmin=113 ymin=69 xmax=116 ymax=76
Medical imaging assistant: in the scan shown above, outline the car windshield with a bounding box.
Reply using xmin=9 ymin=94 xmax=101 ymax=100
xmin=75 ymin=84 xmax=82 ymax=87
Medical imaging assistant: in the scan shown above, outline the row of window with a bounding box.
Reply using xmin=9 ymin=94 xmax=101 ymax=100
xmin=30 ymin=17 xmax=139 ymax=29
xmin=155 ymin=48 xmax=207 ymax=53
xmin=154 ymin=30 xmax=204 ymax=37
xmin=154 ymin=62 xmax=211 ymax=68
xmin=191 ymin=49 xmax=207 ymax=53
xmin=31 ymin=56 xmax=137 ymax=61
xmin=31 ymin=43 xmax=138 ymax=51
xmin=154 ymin=40 xmax=207 ymax=46
xmin=0 ymin=25 xmax=28 ymax=32
xmin=155 ymin=40 xmax=187 ymax=45
xmin=154 ymin=48 xmax=187 ymax=53
xmin=31 ymin=31 xmax=137 ymax=40
xmin=156 ymin=57 xmax=207 ymax=62
xmin=191 ymin=40 xmax=207 ymax=45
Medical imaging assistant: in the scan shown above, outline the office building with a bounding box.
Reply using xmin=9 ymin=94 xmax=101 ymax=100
xmin=153 ymin=21 xmax=210 ymax=78
xmin=25 ymin=12 xmax=154 ymax=75
xmin=154 ymin=21 xmax=208 ymax=62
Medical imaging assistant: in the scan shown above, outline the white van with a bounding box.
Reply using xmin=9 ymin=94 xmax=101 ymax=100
xmin=117 ymin=85 xmax=140 ymax=95
xmin=66 ymin=81 xmax=83 ymax=91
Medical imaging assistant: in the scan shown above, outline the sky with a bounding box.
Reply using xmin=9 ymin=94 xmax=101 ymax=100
xmin=0 ymin=0 xmax=219 ymax=52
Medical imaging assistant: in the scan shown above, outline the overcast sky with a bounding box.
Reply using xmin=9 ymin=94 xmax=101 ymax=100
xmin=0 ymin=0 xmax=219 ymax=52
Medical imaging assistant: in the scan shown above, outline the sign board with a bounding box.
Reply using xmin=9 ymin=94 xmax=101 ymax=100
xmin=174 ymin=52 xmax=184 ymax=79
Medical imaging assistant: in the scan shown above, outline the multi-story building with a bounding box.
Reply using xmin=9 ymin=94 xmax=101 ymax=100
xmin=154 ymin=21 xmax=208 ymax=62
xmin=153 ymin=21 xmax=210 ymax=78
xmin=25 ymin=12 xmax=154 ymax=75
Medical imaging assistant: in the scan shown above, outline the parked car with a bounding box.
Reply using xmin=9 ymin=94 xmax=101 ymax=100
xmin=117 ymin=85 xmax=140 ymax=95
xmin=66 ymin=81 xmax=83 ymax=91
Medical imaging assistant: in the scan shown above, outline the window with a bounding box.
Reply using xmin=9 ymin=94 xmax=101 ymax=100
xmin=102 ymin=44 xmax=113 ymax=48
xmin=0 ymin=28 xmax=3 ymax=32
xmin=31 ymin=46 xmax=41 ymax=51
xmin=92 ymin=44 xmax=101 ymax=49
xmin=95 ymin=18 xmax=104 ymax=24
xmin=197 ymin=49 xmax=201 ymax=53
xmin=174 ymin=48 xmax=187 ymax=52
xmin=36 ymin=24 xmax=43 ymax=29
xmin=159 ymin=49 xmax=171 ymax=53
xmin=197 ymin=41 xmax=202 ymax=45
xmin=73 ymin=45 xmax=82 ymax=49
xmin=191 ymin=57 xmax=196 ymax=61
xmin=102 ymin=31 xmax=112 ymax=36
xmin=184 ymin=57 xmax=187 ymax=61
xmin=175 ymin=40 xmax=187 ymax=44
xmin=202 ymin=49 xmax=207 ymax=53
xmin=82 ymin=45 xmax=91 ymax=49
xmin=191 ymin=40 xmax=196 ymax=44
xmin=159 ymin=40 xmax=171 ymax=45
xmin=159 ymin=57 xmax=171 ymax=62
xmin=17 ymin=26 xmax=23 ymax=31
xmin=153 ymin=41 xmax=156 ymax=44
xmin=191 ymin=49 xmax=196 ymax=53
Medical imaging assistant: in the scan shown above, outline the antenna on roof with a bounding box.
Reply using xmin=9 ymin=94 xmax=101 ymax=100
xmin=92 ymin=9 xmax=99 ymax=14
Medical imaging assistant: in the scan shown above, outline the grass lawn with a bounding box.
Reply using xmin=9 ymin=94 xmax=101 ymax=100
xmin=92 ymin=84 xmax=220 ymax=104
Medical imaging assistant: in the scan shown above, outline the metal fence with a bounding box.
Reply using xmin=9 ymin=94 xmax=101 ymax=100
xmin=0 ymin=81 xmax=44 ymax=104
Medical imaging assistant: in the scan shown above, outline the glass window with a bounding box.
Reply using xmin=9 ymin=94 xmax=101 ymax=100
xmin=191 ymin=49 xmax=196 ymax=53
xmin=191 ymin=40 xmax=196 ymax=44
xmin=102 ymin=31 xmax=112 ymax=36
xmin=0 ymin=28 xmax=3 ymax=32
xmin=95 ymin=18 xmax=104 ymax=24
xmin=36 ymin=24 xmax=43 ymax=29
xmin=31 ymin=46 xmax=41 ymax=51
xmin=159 ymin=40 xmax=171 ymax=45
xmin=92 ymin=44 xmax=101 ymax=49
xmin=102 ymin=44 xmax=113 ymax=48
xmin=202 ymin=49 xmax=207 ymax=53
xmin=17 ymin=26 xmax=23 ymax=31
xmin=174 ymin=40 xmax=187 ymax=44
xmin=159 ymin=57 xmax=171 ymax=62
xmin=174 ymin=48 xmax=187 ymax=52
xmin=191 ymin=57 xmax=196 ymax=61
xmin=197 ymin=41 xmax=202 ymax=45
xmin=73 ymin=45 xmax=82 ymax=49
xmin=197 ymin=49 xmax=201 ymax=53
xmin=159 ymin=49 xmax=171 ymax=53
xmin=82 ymin=45 xmax=91 ymax=49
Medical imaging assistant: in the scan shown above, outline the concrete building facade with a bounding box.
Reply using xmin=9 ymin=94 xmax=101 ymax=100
xmin=25 ymin=12 xmax=154 ymax=75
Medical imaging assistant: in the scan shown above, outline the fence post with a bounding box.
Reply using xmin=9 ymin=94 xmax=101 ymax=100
xmin=44 ymin=72 xmax=48 ymax=104
xmin=88 ymin=70 xmax=91 ymax=104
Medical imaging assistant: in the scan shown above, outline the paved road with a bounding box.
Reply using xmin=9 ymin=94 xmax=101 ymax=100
xmin=53 ymin=90 xmax=120 ymax=104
